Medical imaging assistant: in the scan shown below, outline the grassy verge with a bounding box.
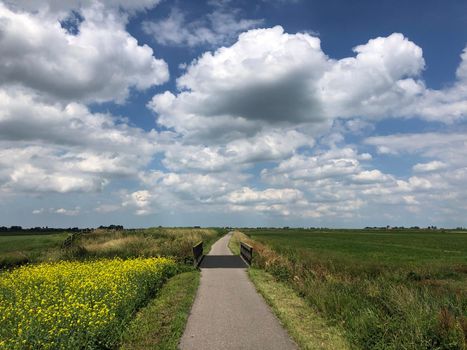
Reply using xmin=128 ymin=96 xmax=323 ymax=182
xmin=228 ymin=232 xmax=350 ymax=350
xmin=248 ymin=268 xmax=350 ymax=350
xmin=227 ymin=230 xmax=246 ymax=255
xmin=120 ymin=271 xmax=200 ymax=350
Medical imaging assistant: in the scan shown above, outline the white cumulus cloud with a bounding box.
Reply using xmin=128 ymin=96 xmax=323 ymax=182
xmin=0 ymin=2 xmax=168 ymax=103
xmin=0 ymin=89 xmax=162 ymax=194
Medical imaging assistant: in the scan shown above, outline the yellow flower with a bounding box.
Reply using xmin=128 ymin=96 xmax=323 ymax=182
xmin=0 ymin=257 xmax=176 ymax=349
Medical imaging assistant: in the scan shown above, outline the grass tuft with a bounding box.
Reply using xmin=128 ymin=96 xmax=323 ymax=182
xmin=120 ymin=271 xmax=200 ymax=350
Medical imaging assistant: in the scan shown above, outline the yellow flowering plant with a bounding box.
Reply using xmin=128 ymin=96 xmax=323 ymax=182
xmin=0 ymin=257 xmax=177 ymax=349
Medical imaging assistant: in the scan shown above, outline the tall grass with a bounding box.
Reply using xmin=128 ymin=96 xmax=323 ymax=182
xmin=73 ymin=228 xmax=221 ymax=263
xmin=239 ymin=230 xmax=467 ymax=350
xmin=0 ymin=228 xmax=224 ymax=268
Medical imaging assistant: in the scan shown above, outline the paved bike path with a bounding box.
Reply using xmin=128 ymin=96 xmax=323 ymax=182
xmin=179 ymin=233 xmax=297 ymax=349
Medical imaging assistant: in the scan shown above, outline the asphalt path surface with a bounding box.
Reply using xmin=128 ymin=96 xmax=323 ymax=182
xmin=179 ymin=233 xmax=297 ymax=350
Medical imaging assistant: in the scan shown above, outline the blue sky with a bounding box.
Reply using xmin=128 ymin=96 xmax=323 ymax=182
xmin=1 ymin=0 xmax=467 ymax=228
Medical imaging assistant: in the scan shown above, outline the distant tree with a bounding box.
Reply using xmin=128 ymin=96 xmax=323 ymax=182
xmin=98 ymin=225 xmax=124 ymax=230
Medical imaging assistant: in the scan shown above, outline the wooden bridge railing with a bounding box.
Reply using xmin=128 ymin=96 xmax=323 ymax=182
xmin=192 ymin=241 xmax=204 ymax=267
xmin=240 ymin=242 xmax=253 ymax=265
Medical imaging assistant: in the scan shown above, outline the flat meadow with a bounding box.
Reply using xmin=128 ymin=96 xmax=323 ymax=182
xmin=0 ymin=233 xmax=68 ymax=267
xmin=240 ymin=228 xmax=467 ymax=349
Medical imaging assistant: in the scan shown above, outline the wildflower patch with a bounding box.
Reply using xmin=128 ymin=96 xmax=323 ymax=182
xmin=0 ymin=257 xmax=177 ymax=349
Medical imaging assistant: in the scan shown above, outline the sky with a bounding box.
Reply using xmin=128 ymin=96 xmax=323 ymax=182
xmin=1 ymin=0 xmax=467 ymax=228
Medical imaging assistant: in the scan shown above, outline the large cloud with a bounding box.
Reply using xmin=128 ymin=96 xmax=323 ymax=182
xmin=0 ymin=89 xmax=161 ymax=193
xmin=149 ymin=26 xmax=331 ymax=142
xmin=149 ymin=27 xmax=430 ymax=144
xmin=0 ymin=0 xmax=170 ymax=195
xmin=150 ymin=26 xmax=467 ymax=146
xmin=318 ymin=33 xmax=425 ymax=118
xmin=0 ymin=2 xmax=168 ymax=103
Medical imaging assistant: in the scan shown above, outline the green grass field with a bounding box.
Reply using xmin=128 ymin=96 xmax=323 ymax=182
xmin=0 ymin=233 xmax=68 ymax=254
xmin=241 ymin=228 xmax=467 ymax=350
xmin=245 ymin=228 xmax=467 ymax=272
xmin=0 ymin=233 xmax=68 ymax=267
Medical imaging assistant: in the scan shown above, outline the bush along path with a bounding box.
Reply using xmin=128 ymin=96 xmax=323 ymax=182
xmin=179 ymin=232 xmax=297 ymax=350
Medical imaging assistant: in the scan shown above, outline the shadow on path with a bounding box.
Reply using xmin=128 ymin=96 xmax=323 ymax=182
xmin=200 ymin=255 xmax=247 ymax=268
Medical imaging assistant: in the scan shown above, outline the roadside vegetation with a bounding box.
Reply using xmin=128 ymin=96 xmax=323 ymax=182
xmin=63 ymin=227 xmax=221 ymax=264
xmin=121 ymin=271 xmax=200 ymax=350
xmin=0 ymin=227 xmax=225 ymax=349
xmin=0 ymin=227 xmax=224 ymax=268
xmin=231 ymin=230 xmax=349 ymax=349
xmin=249 ymin=268 xmax=350 ymax=350
xmin=228 ymin=230 xmax=242 ymax=255
xmin=236 ymin=229 xmax=467 ymax=350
